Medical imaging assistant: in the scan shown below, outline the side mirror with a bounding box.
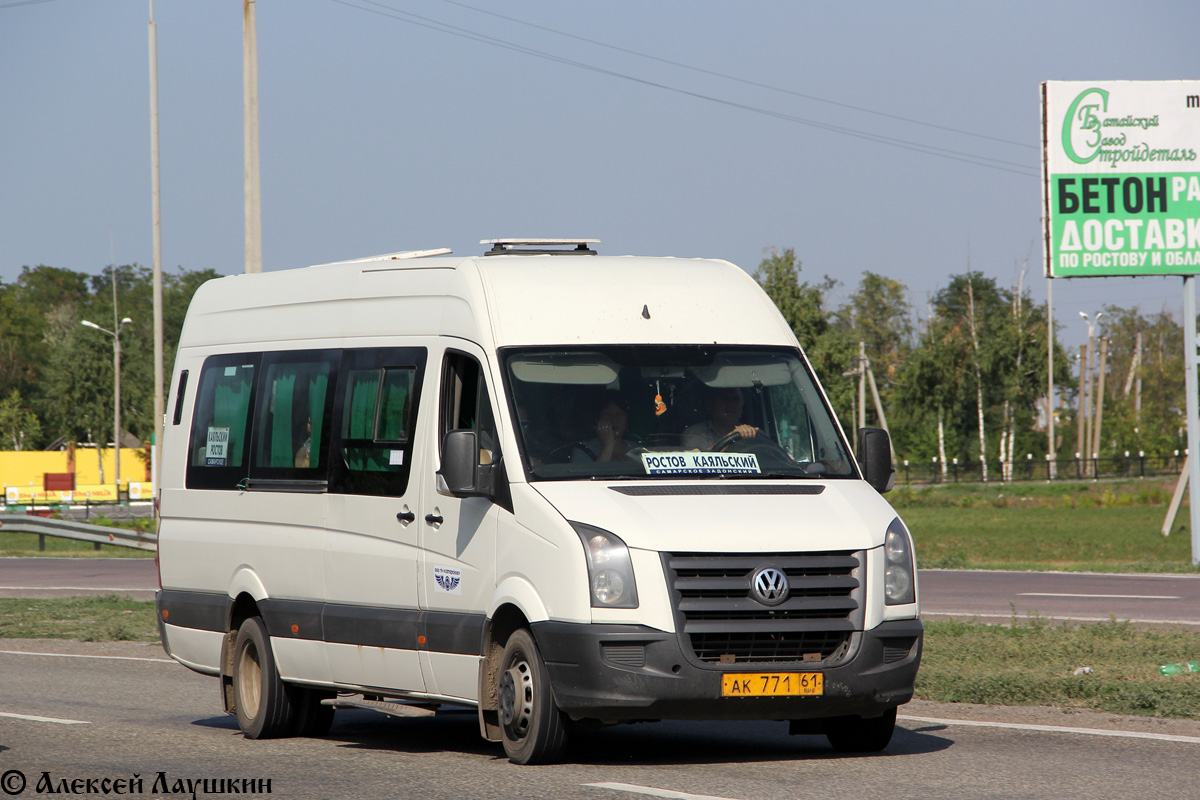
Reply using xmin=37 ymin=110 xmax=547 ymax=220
xmin=438 ymin=429 xmax=497 ymax=498
xmin=857 ymin=427 xmax=894 ymax=494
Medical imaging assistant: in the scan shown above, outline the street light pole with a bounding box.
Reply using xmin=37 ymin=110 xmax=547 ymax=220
xmin=82 ymin=317 xmax=132 ymax=499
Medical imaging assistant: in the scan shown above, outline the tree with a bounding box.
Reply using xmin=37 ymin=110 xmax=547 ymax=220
xmin=1095 ymin=306 xmax=1186 ymax=458
xmin=0 ymin=262 xmax=220 ymax=449
xmin=896 ymin=317 xmax=968 ymax=476
xmin=0 ymin=389 xmax=42 ymax=451
xmin=894 ymin=271 xmax=1071 ymax=472
xmin=41 ymin=300 xmax=113 ymax=449
xmin=836 ymin=271 xmax=914 ymax=384
xmin=0 ymin=265 xmax=91 ymax=408
xmin=755 ymin=248 xmax=855 ymax=424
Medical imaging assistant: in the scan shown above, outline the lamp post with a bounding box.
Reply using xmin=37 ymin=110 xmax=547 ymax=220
xmin=82 ymin=317 xmax=132 ymax=498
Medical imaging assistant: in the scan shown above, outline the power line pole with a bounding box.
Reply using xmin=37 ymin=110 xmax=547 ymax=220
xmin=857 ymin=340 xmax=867 ymax=432
xmin=1076 ymin=344 xmax=1087 ymax=463
xmin=244 ymin=0 xmax=262 ymax=274
xmin=1093 ymin=337 xmax=1108 ymax=470
xmin=148 ymin=0 xmax=164 ymax=495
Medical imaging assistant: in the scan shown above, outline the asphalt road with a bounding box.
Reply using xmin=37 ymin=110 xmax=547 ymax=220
xmin=2 ymin=640 xmax=1199 ymax=800
xmin=0 ymin=558 xmax=158 ymax=601
xmin=918 ymin=569 xmax=1200 ymax=628
xmin=3 ymin=561 xmax=1200 ymax=798
xmin=3 ymin=559 xmax=1199 ymax=628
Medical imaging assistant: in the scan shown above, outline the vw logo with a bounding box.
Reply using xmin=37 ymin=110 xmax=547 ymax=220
xmin=750 ymin=567 xmax=790 ymax=606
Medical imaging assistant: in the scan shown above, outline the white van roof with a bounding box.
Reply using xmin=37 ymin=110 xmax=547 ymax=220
xmin=176 ymin=244 xmax=799 ymax=352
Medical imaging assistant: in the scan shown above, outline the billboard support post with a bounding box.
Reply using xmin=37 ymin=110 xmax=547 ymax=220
xmin=1183 ymin=277 xmax=1200 ymax=565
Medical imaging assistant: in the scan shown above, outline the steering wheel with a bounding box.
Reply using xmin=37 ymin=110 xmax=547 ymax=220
xmin=710 ymin=431 xmax=796 ymax=468
xmin=547 ymin=441 xmax=595 ymax=462
xmin=708 ymin=431 xmax=743 ymax=452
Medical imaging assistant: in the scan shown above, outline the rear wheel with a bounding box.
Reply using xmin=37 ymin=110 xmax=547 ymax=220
xmin=232 ymin=616 xmax=297 ymax=739
xmin=292 ymin=689 xmax=335 ymax=737
xmin=824 ymin=707 xmax=897 ymax=753
xmin=497 ymin=628 xmax=568 ymax=764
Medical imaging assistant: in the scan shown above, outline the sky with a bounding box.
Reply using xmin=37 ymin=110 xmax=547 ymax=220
xmin=2 ymin=0 xmax=1198 ymax=350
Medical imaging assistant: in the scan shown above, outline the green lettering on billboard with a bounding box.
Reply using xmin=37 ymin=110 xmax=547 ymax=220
xmin=1062 ymin=87 xmax=1108 ymax=165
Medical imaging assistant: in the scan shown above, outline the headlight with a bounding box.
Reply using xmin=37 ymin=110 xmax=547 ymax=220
xmin=884 ymin=517 xmax=916 ymax=605
xmin=571 ymin=522 xmax=639 ymax=609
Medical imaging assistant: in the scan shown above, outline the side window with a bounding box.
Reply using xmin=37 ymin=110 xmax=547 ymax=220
xmin=171 ymin=369 xmax=189 ymax=426
xmin=186 ymin=354 xmax=260 ymax=489
xmin=250 ymin=351 xmax=338 ymax=477
xmin=441 ymin=351 xmax=497 ymax=464
xmin=330 ymin=348 xmax=426 ymax=497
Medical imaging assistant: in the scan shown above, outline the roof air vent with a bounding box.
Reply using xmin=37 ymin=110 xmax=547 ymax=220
xmin=481 ymin=238 xmax=598 ymax=256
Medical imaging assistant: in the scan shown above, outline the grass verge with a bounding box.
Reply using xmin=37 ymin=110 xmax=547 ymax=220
xmin=917 ymin=617 xmax=1200 ymax=718
xmin=0 ymin=595 xmax=159 ymax=641
xmin=892 ymin=479 xmax=1200 ymax=573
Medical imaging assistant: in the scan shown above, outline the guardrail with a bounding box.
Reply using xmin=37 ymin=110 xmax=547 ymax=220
xmin=0 ymin=514 xmax=156 ymax=552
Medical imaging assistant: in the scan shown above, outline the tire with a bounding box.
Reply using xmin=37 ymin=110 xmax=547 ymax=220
xmin=824 ymin=707 xmax=897 ymax=753
xmin=232 ymin=616 xmax=297 ymax=739
xmin=497 ymin=628 xmax=568 ymax=764
xmin=292 ymin=689 xmax=335 ymax=737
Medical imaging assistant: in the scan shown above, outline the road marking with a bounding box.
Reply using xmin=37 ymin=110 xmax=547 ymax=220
xmin=0 ymin=711 xmax=90 ymax=725
xmin=901 ymin=715 xmax=1200 ymax=744
xmin=0 ymin=649 xmax=174 ymax=663
xmin=585 ymin=784 xmax=743 ymax=800
xmin=920 ymin=568 xmax=1200 ymax=580
xmin=1017 ymin=593 xmax=1179 ymax=599
xmin=923 ymin=611 xmax=1200 ymax=626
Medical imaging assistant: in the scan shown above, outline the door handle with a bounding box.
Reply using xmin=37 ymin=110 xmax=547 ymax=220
xmin=396 ymin=511 xmax=415 ymax=523
xmin=424 ymin=514 xmax=444 ymax=525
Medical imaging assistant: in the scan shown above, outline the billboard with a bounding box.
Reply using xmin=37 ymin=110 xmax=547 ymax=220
xmin=1042 ymin=80 xmax=1200 ymax=278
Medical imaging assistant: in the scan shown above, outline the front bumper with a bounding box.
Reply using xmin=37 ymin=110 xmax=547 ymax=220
xmin=531 ymin=618 xmax=922 ymax=723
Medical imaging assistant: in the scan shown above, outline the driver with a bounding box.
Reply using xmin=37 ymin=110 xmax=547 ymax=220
xmin=682 ymin=386 xmax=759 ymax=450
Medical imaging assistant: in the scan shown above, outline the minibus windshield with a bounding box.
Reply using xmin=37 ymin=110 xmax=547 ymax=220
xmin=502 ymin=345 xmax=855 ymax=481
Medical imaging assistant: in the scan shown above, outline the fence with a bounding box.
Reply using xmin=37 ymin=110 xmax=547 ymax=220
xmin=899 ymin=454 xmax=1185 ymax=485
xmin=0 ymin=514 xmax=156 ymax=551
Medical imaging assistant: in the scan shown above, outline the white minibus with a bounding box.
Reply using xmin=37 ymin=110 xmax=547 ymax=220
xmin=156 ymin=239 xmax=921 ymax=764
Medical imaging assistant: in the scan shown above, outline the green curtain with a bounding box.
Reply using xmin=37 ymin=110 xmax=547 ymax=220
xmin=213 ymin=375 xmax=252 ymax=467
xmin=345 ymin=372 xmax=379 ymax=471
xmin=307 ymin=372 xmax=328 ymax=468
xmin=270 ymin=373 xmax=296 ymax=467
xmin=380 ymin=374 xmax=408 ymax=440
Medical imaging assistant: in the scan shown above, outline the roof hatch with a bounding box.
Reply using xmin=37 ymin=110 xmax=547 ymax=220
xmin=481 ymin=238 xmax=598 ymax=256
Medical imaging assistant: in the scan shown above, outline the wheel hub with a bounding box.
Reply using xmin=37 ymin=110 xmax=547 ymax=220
xmin=498 ymin=661 xmax=534 ymax=736
xmin=236 ymin=643 xmax=262 ymax=718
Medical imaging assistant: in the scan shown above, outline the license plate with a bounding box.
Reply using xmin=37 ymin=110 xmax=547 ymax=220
xmin=721 ymin=672 xmax=823 ymax=697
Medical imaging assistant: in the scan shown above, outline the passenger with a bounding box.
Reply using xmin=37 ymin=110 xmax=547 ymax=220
xmin=571 ymin=392 xmax=634 ymax=462
xmin=295 ymin=416 xmax=312 ymax=468
xmin=682 ymin=386 xmax=759 ymax=450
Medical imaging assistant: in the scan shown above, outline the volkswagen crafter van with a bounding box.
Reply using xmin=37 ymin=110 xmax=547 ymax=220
xmin=156 ymin=239 xmax=921 ymax=764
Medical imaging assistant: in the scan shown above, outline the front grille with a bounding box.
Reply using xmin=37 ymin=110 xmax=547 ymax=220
xmin=664 ymin=551 xmax=864 ymax=664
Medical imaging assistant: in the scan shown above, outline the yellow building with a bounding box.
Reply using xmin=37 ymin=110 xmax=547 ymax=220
xmin=0 ymin=445 xmax=152 ymax=504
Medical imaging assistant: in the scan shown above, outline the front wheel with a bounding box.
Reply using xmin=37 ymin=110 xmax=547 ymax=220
xmin=497 ymin=628 xmax=568 ymax=764
xmin=232 ymin=616 xmax=297 ymax=739
xmin=824 ymin=707 xmax=897 ymax=753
